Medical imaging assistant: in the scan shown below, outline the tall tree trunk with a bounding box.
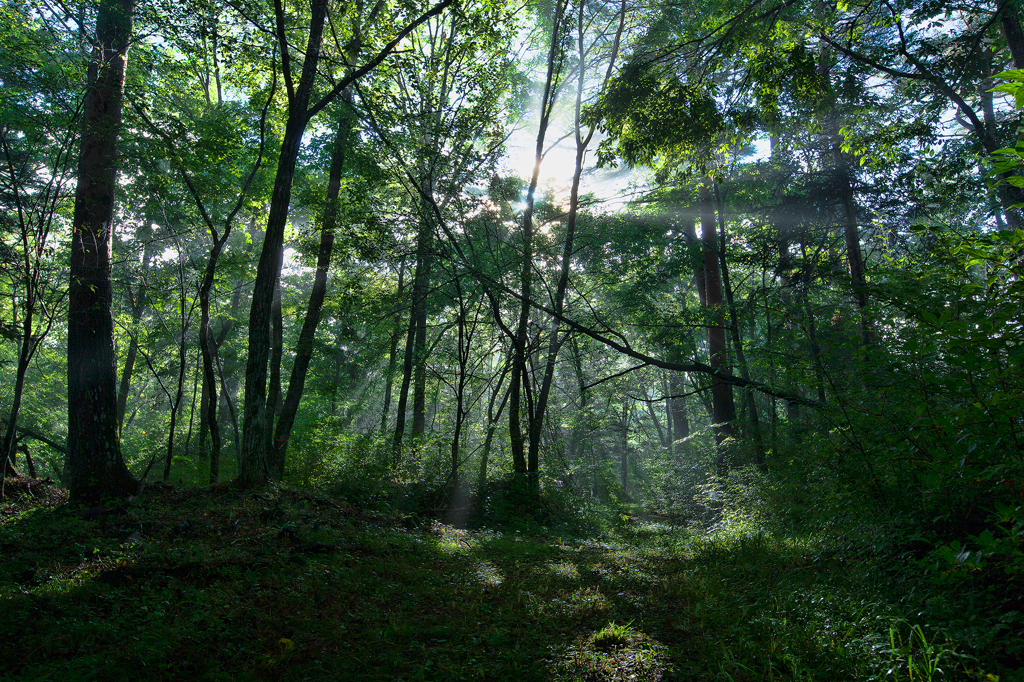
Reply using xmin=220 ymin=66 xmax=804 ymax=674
xmin=198 ymin=232 xmax=233 ymax=483
xmin=239 ymin=0 xmax=330 ymax=486
xmin=270 ymin=104 xmax=349 ymax=480
xmin=714 ymin=182 xmax=765 ymax=463
xmin=478 ymin=358 xmax=511 ymax=493
xmin=238 ymin=0 xmax=455 ymax=486
xmin=511 ymin=0 xmax=566 ymax=481
xmin=392 ymin=300 xmax=416 ymax=459
xmin=162 ymin=300 xmax=189 ymax=482
xmin=409 ymin=217 xmax=432 ymax=444
xmin=529 ymin=0 xmax=625 ymax=487
xmin=65 ymin=0 xmax=138 ymax=501
xmin=183 ymin=349 xmax=201 ymax=459
xmin=698 ymin=178 xmax=736 ymax=448
xmin=831 ymin=151 xmax=871 ymax=347
xmin=264 ymin=277 xmax=283 ymax=464
xmin=449 ymin=279 xmax=471 ymax=489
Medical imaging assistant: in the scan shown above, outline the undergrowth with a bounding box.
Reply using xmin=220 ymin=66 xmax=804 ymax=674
xmin=0 ymin=479 xmax=1020 ymax=681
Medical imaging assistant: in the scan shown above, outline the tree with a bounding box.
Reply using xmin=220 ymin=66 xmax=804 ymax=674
xmin=238 ymin=0 xmax=456 ymax=487
xmin=0 ymin=5 xmax=76 ymax=476
xmin=65 ymin=0 xmax=139 ymax=500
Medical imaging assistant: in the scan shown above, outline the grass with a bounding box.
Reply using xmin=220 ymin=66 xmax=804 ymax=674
xmin=0 ymin=479 xmax=1019 ymax=681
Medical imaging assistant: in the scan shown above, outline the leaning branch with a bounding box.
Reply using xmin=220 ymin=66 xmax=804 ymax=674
xmin=305 ymin=0 xmax=456 ymax=120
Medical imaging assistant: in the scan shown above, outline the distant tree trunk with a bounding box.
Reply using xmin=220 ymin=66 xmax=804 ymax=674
xmin=381 ymin=265 xmax=406 ymax=432
xmin=669 ymin=373 xmax=689 ymax=442
xmin=698 ymin=178 xmax=736 ymax=447
xmin=477 ymin=359 xmax=511 ymax=492
xmin=449 ymin=277 xmax=474 ymax=489
xmin=65 ymin=0 xmax=138 ymax=501
xmin=567 ymin=334 xmax=589 ymax=479
xmin=529 ymin=0 xmax=625 ymax=488
xmin=198 ymin=368 xmax=209 ymax=457
xmin=409 ymin=217 xmax=432 ymax=445
xmin=683 ymin=216 xmax=706 ymax=307
xmin=161 ymin=261 xmax=192 ymax=482
xmin=619 ymin=402 xmax=629 ymax=493
xmin=832 ymin=153 xmax=871 ymax=347
xmin=116 ymin=244 xmax=152 ymax=432
xmin=393 ymin=302 xmax=416 ymax=459
xmin=799 ymin=241 xmax=828 ymax=405
xmin=714 ymin=182 xmax=765 ymax=463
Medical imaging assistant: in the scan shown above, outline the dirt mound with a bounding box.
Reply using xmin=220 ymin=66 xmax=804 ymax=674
xmin=0 ymin=475 xmax=67 ymax=505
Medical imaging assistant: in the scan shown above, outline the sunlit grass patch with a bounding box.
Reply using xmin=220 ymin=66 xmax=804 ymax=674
xmin=556 ymin=621 xmax=668 ymax=681
xmin=471 ymin=558 xmax=504 ymax=587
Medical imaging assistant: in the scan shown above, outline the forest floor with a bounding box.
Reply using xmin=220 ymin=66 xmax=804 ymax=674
xmin=0 ymin=478 xmax=1016 ymax=681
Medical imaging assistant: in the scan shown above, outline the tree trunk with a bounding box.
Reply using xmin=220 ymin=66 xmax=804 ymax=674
xmin=1 ymin=303 xmax=33 ymax=477
xmin=392 ymin=301 xmax=416 ymax=459
xmin=478 ymin=359 xmax=510 ymax=493
xmin=183 ymin=349 xmax=201 ymax=459
xmin=264 ymin=277 xmax=283 ymax=465
xmin=409 ymin=217 xmax=432 ymax=444
xmin=65 ymin=0 xmax=138 ymax=501
xmin=511 ymin=0 xmax=566 ymax=482
xmin=381 ymin=265 xmax=406 ymax=432
xmin=1002 ymin=0 xmax=1024 ymax=69
xmin=619 ymin=402 xmax=629 ymax=493
xmin=714 ymin=182 xmax=765 ymax=463
xmin=270 ymin=105 xmax=348 ymax=480
xmin=698 ymin=178 xmax=736 ymax=447
xmin=669 ymin=372 xmax=689 ymax=442
xmin=162 ymin=278 xmax=190 ymax=482
xmin=450 ymin=280 xmax=470 ymax=489
xmin=239 ymin=0 xmax=329 ymax=487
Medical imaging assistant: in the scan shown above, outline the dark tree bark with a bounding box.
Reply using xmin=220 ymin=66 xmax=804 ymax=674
xmin=393 ymin=302 xmax=416 ymax=458
xmin=162 ymin=284 xmax=190 ymax=482
xmin=669 ymin=373 xmax=689 ymax=442
xmin=1002 ymin=0 xmax=1024 ymax=69
xmin=409 ymin=217 xmax=433 ymax=444
xmin=1 ymin=292 xmax=33 ymax=477
xmin=239 ymin=0 xmax=331 ymax=486
xmin=263 ymin=277 xmax=283 ymax=463
xmin=698 ymin=178 xmax=736 ymax=446
xmin=269 ymin=104 xmax=349 ymax=480
xmin=65 ymin=0 xmax=138 ymax=501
